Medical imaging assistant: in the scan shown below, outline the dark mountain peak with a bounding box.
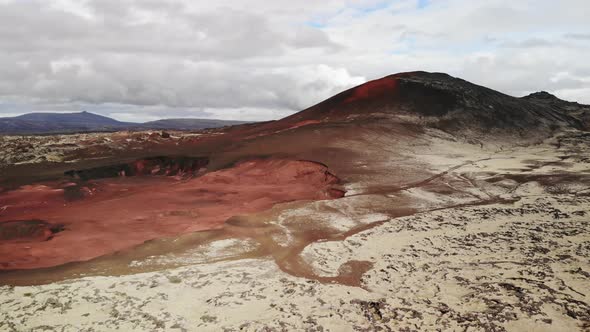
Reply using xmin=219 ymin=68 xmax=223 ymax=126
xmin=523 ymin=91 xmax=560 ymax=101
xmin=522 ymin=91 xmax=588 ymax=108
xmin=285 ymin=71 xmax=584 ymax=133
xmin=520 ymin=91 xmax=589 ymax=130
xmin=522 ymin=91 xmax=589 ymax=109
xmin=388 ymin=71 xmax=455 ymax=81
xmin=289 ymin=71 xmax=499 ymax=120
xmin=336 ymin=71 xmax=460 ymax=103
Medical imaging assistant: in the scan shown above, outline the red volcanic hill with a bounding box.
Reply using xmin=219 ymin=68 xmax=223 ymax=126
xmin=216 ymin=72 xmax=586 ymax=146
xmin=284 ymin=71 xmax=584 ymax=132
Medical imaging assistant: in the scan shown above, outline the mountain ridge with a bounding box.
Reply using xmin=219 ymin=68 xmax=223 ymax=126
xmin=0 ymin=111 xmax=249 ymax=134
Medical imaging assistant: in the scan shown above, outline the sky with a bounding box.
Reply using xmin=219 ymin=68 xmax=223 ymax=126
xmin=0 ymin=0 xmax=589 ymax=122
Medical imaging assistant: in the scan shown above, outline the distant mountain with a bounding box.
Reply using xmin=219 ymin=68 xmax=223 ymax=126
xmin=13 ymin=111 xmax=123 ymax=126
xmin=0 ymin=112 xmax=249 ymax=134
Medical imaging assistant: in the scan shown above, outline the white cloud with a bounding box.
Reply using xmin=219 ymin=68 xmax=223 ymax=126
xmin=0 ymin=0 xmax=588 ymax=121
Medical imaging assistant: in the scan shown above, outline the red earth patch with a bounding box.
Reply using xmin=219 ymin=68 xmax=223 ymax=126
xmin=0 ymin=159 xmax=343 ymax=270
xmin=344 ymin=77 xmax=398 ymax=103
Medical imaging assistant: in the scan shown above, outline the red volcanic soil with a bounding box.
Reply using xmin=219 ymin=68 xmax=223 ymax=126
xmin=344 ymin=77 xmax=398 ymax=103
xmin=288 ymin=120 xmax=322 ymax=130
xmin=0 ymin=159 xmax=343 ymax=270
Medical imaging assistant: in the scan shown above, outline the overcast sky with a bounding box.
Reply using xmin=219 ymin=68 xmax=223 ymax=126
xmin=0 ymin=0 xmax=589 ymax=122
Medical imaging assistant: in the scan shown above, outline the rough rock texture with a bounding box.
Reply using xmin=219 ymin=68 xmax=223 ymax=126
xmin=0 ymin=220 xmax=63 ymax=242
xmin=523 ymin=91 xmax=590 ymax=130
xmin=64 ymin=156 xmax=209 ymax=180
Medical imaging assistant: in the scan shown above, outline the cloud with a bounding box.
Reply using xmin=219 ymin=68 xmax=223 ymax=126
xmin=564 ymin=33 xmax=590 ymax=41
xmin=0 ymin=0 xmax=589 ymax=121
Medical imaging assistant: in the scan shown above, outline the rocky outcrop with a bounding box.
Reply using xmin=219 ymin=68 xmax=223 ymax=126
xmin=523 ymin=91 xmax=590 ymax=130
xmin=0 ymin=220 xmax=63 ymax=242
xmin=64 ymin=156 xmax=209 ymax=180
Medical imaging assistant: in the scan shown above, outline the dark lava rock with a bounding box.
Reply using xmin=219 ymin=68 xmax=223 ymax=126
xmin=0 ymin=220 xmax=64 ymax=242
xmin=65 ymin=156 xmax=209 ymax=180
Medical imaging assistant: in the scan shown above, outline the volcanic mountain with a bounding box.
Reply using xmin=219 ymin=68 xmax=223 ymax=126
xmin=222 ymin=71 xmax=585 ymax=143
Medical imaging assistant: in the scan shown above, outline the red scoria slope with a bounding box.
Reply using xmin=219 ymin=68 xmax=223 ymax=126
xmin=0 ymin=159 xmax=343 ymax=270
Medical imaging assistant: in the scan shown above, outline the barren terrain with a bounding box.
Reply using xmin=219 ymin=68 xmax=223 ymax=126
xmin=1 ymin=72 xmax=589 ymax=331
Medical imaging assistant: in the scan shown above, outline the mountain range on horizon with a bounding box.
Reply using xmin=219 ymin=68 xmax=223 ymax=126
xmin=0 ymin=111 xmax=249 ymax=134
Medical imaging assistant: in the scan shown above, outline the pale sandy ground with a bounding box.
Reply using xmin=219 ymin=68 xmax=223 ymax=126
xmin=1 ymin=130 xmax=589 ymax=331
xmin=0 ymin=130 xmax=203 ymax=165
